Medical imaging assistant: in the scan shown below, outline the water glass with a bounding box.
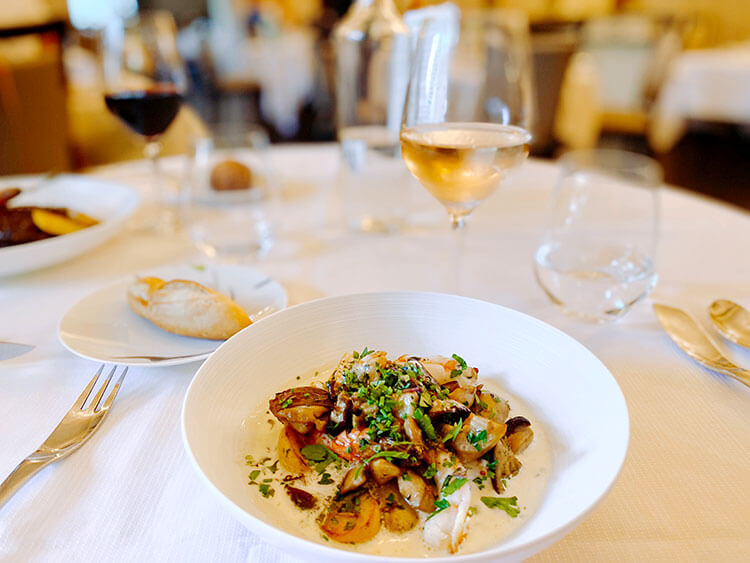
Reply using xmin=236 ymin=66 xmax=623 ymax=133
xmin=183 ymin=127 xmax=274 ymax=261
xmin=534 ymin=149 xmax=661 ymax=322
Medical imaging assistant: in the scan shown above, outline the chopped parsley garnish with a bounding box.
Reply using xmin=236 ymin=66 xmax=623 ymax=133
xmin=413 ymin=408 xmax=438 ymax=441
xmin=467 ymin=506 xmax=478 ymax=517
xmin=480 ymin=496 xmax=520 ymax=517
xmin=472 ymin=476 xmax=486 ymax=490
xmin=426 ymin=498 xmax=450 ymax=520
xmin=467 ymin=429 xmax=488 ymax=451
xmin=300 ymin=445 xmax=341 ymax=474
xmin=352 ymin=347 xmax=373 ymax=360
xmin=280 ymin=397 xmax=294 ymax=409
xmin=441 ymin=475 xmax=468 ymax=496
xmin=450 ymin=354 xmax=467 ymax=378
xmin=423 ymin=463 xmax=437 ymax=479
xmin=258 ymin=483 xmax=275 ymax=498
xmin=418 ymin=392 xmax=434 ymax=408
xmin=248 ymin=470 xmax=261 ymax=482
xmin=318 ymin=472 xmax=334 ymax=485
xmin=442 ymin=422 xmax=463 ymax=443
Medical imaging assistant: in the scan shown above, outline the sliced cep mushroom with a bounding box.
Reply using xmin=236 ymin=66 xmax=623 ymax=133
xmin=448 ymin=386 xmax=475 ymax=408
xmin=505 ymin=416 xmax=534 ymax=454
xmin=395 ymin=390 xmax=420 ymax=419
xmin=327 ymin=393 xmax=352 ymax=434
xmin=403 ymin=417 xmax=424 ymax=447
xmin=374 ymin=484 xmax=419 ymax=532
xmin=472 ymin=390 xmax=510 ymax=424
xmin=398 ymin=470 xmax=436 ymax=513
xmin=369 ymin=458 xmax=402 ymax=485
xmin=269 ymin=387 xmax=332 ymax=434
xmin=492 ymin=439 xmax=522 ymax=493
xmin=276 ymin=426 xmax=310 ymax=473
xmin=451 ymin=414 xmax=506 ymax=462
xmin=285 ymin=486 xmax=317 ymax=510
xmin=340 ymin=465 xmax=368 ymax=494
xmin=320 ymin=492 xmax=381 ymax=544
xmin=428 ymin=399 xmax=471 ymax=426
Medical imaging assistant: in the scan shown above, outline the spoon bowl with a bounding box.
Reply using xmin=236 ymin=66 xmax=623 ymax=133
xmin=709 ymin=299 xmax=750 ymax=349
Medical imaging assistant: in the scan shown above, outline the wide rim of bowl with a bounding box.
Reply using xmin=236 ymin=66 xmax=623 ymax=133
xmin=181 ymin=291 xmax=630 ymax=562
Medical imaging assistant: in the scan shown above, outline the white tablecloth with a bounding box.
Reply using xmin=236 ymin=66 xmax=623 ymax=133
xmin=1 ymin=145 xmax=749 ymax=562
xmin=650 ymin=43 xmax=750 ymax=151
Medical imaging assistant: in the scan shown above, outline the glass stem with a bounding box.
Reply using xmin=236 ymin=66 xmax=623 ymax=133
xmin=450 ymin=213 xmax=466 ymax=294
xmin=144 ymin=138 xmax=176 ymax=232
xmin=145 ymin=139 xmax=163 ymax=206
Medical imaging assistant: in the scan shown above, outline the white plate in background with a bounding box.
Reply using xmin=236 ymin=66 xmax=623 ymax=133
xmin=58 ymin=262 xmax=287 ymax=367
xmin=0 ymin=174 xmax=140 ymax=277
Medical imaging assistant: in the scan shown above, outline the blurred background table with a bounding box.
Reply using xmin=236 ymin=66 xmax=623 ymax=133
xmin=0 ymin=145 xmax=748 ymax=561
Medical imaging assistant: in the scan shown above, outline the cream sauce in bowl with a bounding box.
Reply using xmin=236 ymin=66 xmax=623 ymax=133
xmin=240 ymin=365 xmax=550 ymax=558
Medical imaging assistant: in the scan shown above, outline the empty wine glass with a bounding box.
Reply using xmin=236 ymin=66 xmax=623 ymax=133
xmin=401 ymin=9 xmax=535 ymax=292
xmin=101 ymin=11 xmax=187 ymax=232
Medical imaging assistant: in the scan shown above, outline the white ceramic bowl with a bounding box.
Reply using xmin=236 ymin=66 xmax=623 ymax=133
xmin=182 ymin=292 xmax=629 ymax=562
xmin=0 ymin=174 xmax=139 ymax=277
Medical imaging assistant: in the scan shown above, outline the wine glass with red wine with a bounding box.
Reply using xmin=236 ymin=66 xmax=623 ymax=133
xmin=101 ymin=11 xmax=186 ymax=231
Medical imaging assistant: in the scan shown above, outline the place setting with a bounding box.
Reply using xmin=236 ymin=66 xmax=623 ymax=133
xmin=1 ymin=1 xmax=749 ymax=562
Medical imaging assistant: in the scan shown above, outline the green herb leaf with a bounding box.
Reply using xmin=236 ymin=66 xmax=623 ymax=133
xmin=441 ymin=476 xmax=467 ymax=496
xmin=423 ymin=463 xmax=437 ymax=479
xmin=259 ymin=483 xmax=275 ymax=498
xmin=467 ymin=429 xmax=488 ymax=451
xmin=480 ymin=496 xmax=520 ymax=517
xmin=300 ymin=445 xmax=341 ymax=474
xmin=452 ymin=354 xmax=467 ymax=369
xmin=318 ymin=472 xmax=334 ymax=485
xmin=364 ymin=450 xmax=410 ymax=464
xmin=413 ymin=408 xmax=438 ymax=441
xmin=248 ymin=470 xmax=261 ymax=482
xmin=442 ymin=421 xmax=463 ymax=443
xmin=426 ymin=498 xmax=451 ymax=520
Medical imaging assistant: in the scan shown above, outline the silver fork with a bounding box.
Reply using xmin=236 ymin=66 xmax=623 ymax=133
xmin=0 ymin=364 xmax=127 ymax=509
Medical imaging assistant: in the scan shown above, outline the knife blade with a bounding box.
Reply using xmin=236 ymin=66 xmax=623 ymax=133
xmin=653 ymin=304 xmax=750 ymax=388
xmin=0 ymin=341 xmax=35 ymax=361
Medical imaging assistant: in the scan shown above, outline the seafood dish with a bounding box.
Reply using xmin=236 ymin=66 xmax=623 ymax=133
xmin=245 ymin=349 xmax=548 ymax=556
xmin=0 ymin=188 xmax=98 ymax=247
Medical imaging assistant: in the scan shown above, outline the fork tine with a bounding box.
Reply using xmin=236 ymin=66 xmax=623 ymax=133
xmin=74 ymin=364 xmax=104 ymax=409
xmin=89 ymin=365 xmax=117 ymax=411
xmin=100 ymin=367 xmax=128 ymax=411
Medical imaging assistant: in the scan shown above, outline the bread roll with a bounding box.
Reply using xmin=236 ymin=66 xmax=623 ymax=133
xmin=127 ymin=277 xmax=251 ymax=340
xmin=210 ymin=160 xmax=253 ymax=191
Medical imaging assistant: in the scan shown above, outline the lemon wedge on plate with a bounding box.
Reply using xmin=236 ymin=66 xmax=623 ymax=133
xmin=31 ymin=209 xmax=97 ymax=236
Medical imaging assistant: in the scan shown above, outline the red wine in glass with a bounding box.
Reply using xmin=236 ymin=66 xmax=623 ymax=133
xmin=104 ymin=87 xmax=183 ymax=139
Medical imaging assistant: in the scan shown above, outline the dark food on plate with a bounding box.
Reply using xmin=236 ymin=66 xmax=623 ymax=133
xmin=210 ymin=160 xmax=253 ymax=191
xmin=259 ymin=349 xmax=535 ymax=553
xmin=127 ymin=276 xmax=252 ymax=340
xmin=0 ymin=188 xmax=98 ymax=247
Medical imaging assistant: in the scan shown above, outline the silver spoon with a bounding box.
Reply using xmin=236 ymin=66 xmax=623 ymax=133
xmin=709 ymin=299 xmax=750 ymax=349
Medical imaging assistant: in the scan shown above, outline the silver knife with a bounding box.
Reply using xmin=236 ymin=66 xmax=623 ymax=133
xmin=0 ymin=341 xmax=35 ymax=361
xmin=653 ymin=304 xmax=750 ymax=388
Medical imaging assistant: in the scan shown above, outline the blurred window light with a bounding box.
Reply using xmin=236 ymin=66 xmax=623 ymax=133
xmin=67 ymin=0 xmax=138 ymax=30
